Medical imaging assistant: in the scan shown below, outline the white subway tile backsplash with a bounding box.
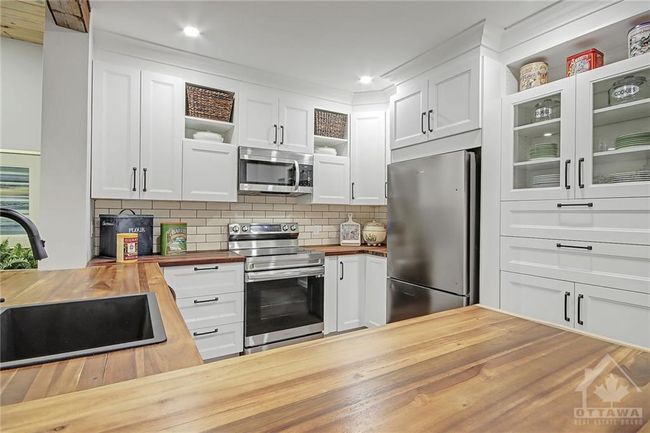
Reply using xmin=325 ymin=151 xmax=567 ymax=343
xmin=92 ymin=198 xmax=386 ymax=256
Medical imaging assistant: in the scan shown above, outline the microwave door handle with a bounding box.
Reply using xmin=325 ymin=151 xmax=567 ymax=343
xmin=294 ymin=160 xmax=300 ymax=191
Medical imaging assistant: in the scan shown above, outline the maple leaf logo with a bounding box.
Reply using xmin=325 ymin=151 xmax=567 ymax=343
xmin=594 ymin=374 xmax=629 ymax=406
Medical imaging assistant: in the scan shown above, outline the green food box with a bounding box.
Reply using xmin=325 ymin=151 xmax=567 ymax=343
xmin=160 ymin=222 xmax=187 ymax=256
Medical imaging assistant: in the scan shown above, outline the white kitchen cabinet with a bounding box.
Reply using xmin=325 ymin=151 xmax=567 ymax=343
xmin=501 ymin=271 xmax=574 ymax=327
xmin=427 ymin=52 xmax=480 ymax=140
xmin=91 ymin=61 xmax=141 ymax=199
xmin=337 ymin=255 xmax=365 ymax=331
xmin=351 ymin=111 xmax=386 ymax=205
xmin=182 ymin=140 xmax=238 ymax=202
xmin=574 ymin=283 xmax=650 ymax=348
xmin=390 ymin=50 xmax=481 ymax=150
xmin=501 ymin=77 xmax=576 ymax=201
xmin=164 ymin=263 xmax=244 ymax=299
xmin=324 ymin=256 xmax=339 ymax=334
xmin=575 ymin=54 xmax=650 ymax=200
xmin=364 ymin=255 xmax=387 ymax=327
xmin=240 ymin=87 xmax=313 ymax=153
xmin=312 ymin=154 xmax=350 ymax=204
xmin=140 ymin=71 xmax=184 ymax=200
xmin=191 ymin=322 xmax=243 ymax=360
xmin=176 ymin=292 xmax=244 ymax=330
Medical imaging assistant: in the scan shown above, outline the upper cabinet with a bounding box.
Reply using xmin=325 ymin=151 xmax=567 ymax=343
xmin=502 ymin=54 xmax=650 ymax=201
xmin=390 ymin=50 xmax=481 ymax=150
xmin=575 ymin=54 xmax=650 ymax=199
xmin=240 ymin=87 xmax=314 ymax=153
xmin=351 ymin=111 xmax=386 ymax=205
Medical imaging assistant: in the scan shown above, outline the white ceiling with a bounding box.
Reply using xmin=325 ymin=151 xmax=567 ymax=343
xmin=91 ymin=1 xmax=556 ymax=93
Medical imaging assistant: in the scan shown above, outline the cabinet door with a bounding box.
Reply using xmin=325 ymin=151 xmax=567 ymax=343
xmin=427 ymin=51 xmax=480 ymax=139
xmin=239 ymin=87 xmax=279 ymax=149
xmin=279 ymin=93 xmax=314 ymax=153
xmin=182 ymin=140 xmax=237 ymax=202
xmin=575 ymin=54 xmax=650 ymax=199
xmin=337 ymin=255 xmax=365 ymax=331
xmin=501 ymin=77 xmax=576 ymax=201
xmin=140 ymin=71 xmax=184 ymax=200
xmin=501 ymin=271 xmax=574 ymax=327
xmin=312 ymin=154 xmax=350 ymax=204
xmin=324 ymin=256 xmax=339 ymax=334
xmin=192 ymin=322 xmax=243 ymax=360
xmin=351 ymin=111 xmax=386 ymax=205
xmin=390 ymin=77 xmax=428 ymax=149
xmin=91 ymin=61 xmax=141 ymax=199
xmin=365 ymin=255 xmax=387 ymax=327
xmin=575 ymin=283 xmax=650 ymax=347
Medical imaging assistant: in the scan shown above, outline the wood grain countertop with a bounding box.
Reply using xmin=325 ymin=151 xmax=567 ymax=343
xmin=307 ymin=244 xmax=387 ymax=257
xmin=2 ymin=306 xmax=648 ymax=432
xmin=0 ymin=264 xmax=202 ymax=406
xmin=87 ymin=250 xmax=245 ymax=267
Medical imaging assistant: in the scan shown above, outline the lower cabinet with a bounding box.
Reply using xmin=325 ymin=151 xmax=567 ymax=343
xmin=501 ymin=271 xmax=650 ymax=347
xmin=164 ymin=262 xmax=244 ymax=360
xmin=324 ymin=254 xmax=387 ymax=334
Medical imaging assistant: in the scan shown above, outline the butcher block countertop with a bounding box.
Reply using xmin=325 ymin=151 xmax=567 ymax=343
xmin=2 ymin=306 xmax=648 ymax=433
xmin=0 ymin=264 xmax=202 ymax=406
xmin=308 ymin=244 xmax=387 ymax=257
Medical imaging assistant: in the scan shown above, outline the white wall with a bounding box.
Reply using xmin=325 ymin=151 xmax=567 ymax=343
xmin=38 ymin=14 xmax=93 ymax=270
xmin=0 ymin=38 xmax=43 ymax=152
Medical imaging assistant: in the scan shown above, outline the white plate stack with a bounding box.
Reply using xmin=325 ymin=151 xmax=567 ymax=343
xmin=605 ymin=169 xmax=650 ymax=183
xmin=531 ymin=173 xmax=560 ymax=188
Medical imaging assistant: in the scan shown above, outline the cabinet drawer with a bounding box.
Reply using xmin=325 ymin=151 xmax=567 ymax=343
xmin=164 ymin=263 xmax=244 ymax=299
xmin=501 ymin=271 xmax=574 ymax=327
xmin=191 ymin=322 xmax=243 ymax=360
xmin=501 ymin=237 xmax=650 ymax=294
xmin=501 ymin=198 xmax=650 ymax=245
xmin=177 ymin=292 xmax=243 ymax=331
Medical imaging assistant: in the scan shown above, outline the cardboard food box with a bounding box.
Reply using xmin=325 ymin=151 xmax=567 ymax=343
xmin=160 ymin=222 xmax=187 ymax=256
xmin=116 ymin=233 xmax=139 ymax=263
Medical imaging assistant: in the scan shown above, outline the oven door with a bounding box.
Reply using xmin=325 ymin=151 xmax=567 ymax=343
xmin=244 ymin=266 xmax=324 ymax=348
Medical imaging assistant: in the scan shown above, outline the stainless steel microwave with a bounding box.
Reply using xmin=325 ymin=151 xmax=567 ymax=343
xmin=238 ymin=146 xmax=313 ymax=196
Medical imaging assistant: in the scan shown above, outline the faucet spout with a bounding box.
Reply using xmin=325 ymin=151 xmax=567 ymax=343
xmin=0 ymin=207 xmax=48 ymax=260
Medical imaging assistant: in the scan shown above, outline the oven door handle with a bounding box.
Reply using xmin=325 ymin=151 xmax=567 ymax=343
xmin=245 ymin=266 xmax=325 ymax=283
xmin=293 ymin=160 xmax=300 ymax=191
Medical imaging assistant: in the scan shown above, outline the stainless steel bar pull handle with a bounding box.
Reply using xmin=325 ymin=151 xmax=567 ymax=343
xmin=132 ymin=167 xmax=137 ymax=192
xmin=556 ymin=243 xmax=592 ymax=251
xmin=563 ymin=291 xmax=570 ymax=322
xmin=142 ymin=168 xmax=147 ymax=192
xmin=194 ymin=297 xmax=219 ymax=304
xmin=557 ymin=202 xmax=593 ymax=208
xmin=193 ymin=266 xmax=219 ymax=271
xmin=193 ymin=328 xmax=219 ymax=337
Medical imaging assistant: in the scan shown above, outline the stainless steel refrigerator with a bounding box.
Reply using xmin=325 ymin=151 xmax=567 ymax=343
xmin=387 ymin=150 xmax=479 ymax=323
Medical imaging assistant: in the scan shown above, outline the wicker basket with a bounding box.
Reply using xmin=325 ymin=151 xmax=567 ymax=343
xmin=314 ymin=109 xmax=347 ymax=139
xmin=185 ymin=84 xmax=235 ymax=123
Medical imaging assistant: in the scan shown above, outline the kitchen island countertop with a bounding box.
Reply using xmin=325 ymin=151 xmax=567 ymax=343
xmin=2 ymin=305 xmax=648 ymax=432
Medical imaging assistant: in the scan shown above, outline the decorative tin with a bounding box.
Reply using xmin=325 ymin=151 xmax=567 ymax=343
xmin=566 ymin=48 xmax=604 ymax=76
xmin=519 ymin=61 xmax=548 ymax=91
xmin=160 ymin=222 xmax=187 ymax=256
xmin=339 ymin=214 xmax=361 ymax=246
xmin=116 ymin=233 xmax=138 ymax=263
xmin=628 ymin=22 xmax=650 ymax=58
xmin=99 ymin=209 xmax=153 ymax=258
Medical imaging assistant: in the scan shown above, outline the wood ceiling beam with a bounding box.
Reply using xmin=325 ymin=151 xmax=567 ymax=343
xmin=46 ymin=0 xmax=90 ymax=33
xmin=0 ymin=0 xmax=46 ymax=45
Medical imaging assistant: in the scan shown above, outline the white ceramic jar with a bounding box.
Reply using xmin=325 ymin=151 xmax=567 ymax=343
xmin=362 ymin=220 xmax=386 ymax=246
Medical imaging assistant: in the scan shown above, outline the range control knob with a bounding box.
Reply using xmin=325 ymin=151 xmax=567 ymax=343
xmin=241 ymin=225 xmax=249 ymax=232
xmin=290 ymin=224 xmax=297 ymax=231
xmin=231 ymin=225 xmax=240 ymax=233
xmin=282 ymin=224 xmax=289 ymax=231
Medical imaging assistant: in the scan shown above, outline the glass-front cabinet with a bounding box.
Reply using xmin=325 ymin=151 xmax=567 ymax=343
xmin=502 ymin=78 xmax=575 ymax=200
xmin=576 ymin=54 xmax=650 ymax=199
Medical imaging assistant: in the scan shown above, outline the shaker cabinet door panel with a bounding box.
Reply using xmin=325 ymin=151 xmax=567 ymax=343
xmin=365 ymin=255 xmax=387 ymax=327
xmin=312 ymin=155 xmax=350 ymax=204
xmin=351 ymin=111 xmax=386 ymax=205
xmin=182 ymin=140 xmax=238 ymax=202
xmin=140 ymin=71 xmax=184 ymax=200
xmin=279 ymin=94 xmax=314 ymax=153
xmin=91 ymin=61 xmax=141 ymax=199
xmin=337 ymin=255 xmax=365 ymax=331
xmin=240 ymin=87 xmax=279 ymax=149
xmin=390 ymin=78 xmax=428 ymax=149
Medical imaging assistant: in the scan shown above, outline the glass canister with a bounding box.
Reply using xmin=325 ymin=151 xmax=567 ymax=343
xmin=608 ymin=75 xmax=648 ymax=106
xmin=532 ymin=98 xmax=560 ymax=123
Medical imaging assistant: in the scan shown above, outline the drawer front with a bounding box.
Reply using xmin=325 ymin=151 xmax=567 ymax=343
xmin=501 ymin=236 xmax=650 ymax=294
xmin=500 ymin=271 xmax=574 ymax=327
xmin=501 ymin=197 xmax=650 ymax=245
xmin=191 ymin=322 xmax=243 ymax=360
xmin=177 ymin=292 xmax=243 ymax=331
xmin=164 ymin=263 xmax=244 ymax=299
xmin=575 ymin=283 xmax=650 ymax=348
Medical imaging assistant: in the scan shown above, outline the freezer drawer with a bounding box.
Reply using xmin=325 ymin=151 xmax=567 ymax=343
xmin=387 ymin=279 xmax=466 ymax=323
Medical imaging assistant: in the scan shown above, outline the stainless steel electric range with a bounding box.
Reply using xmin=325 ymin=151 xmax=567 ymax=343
xmin=228 ymin=222 xmax=325 ymax=353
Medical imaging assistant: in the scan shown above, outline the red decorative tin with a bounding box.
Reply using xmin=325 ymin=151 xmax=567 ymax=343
xmin=566 ymin=49 xmax=604 ymax=76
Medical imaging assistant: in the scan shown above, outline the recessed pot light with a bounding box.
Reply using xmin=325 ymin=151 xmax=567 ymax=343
xmin=183 ymin=26 xmax=200 ymax=38
xmin=359 ymin=76 xmax=373 ymax=84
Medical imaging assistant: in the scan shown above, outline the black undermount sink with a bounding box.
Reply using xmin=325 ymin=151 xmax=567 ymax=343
xmin=0 ymin=293 xmax=167 ymax=369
